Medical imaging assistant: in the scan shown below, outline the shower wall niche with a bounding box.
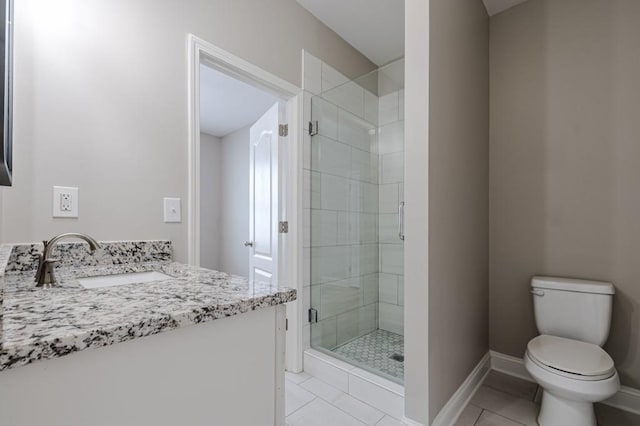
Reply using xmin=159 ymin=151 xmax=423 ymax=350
xmin=303 ymin=51 xmax=405 ymax=383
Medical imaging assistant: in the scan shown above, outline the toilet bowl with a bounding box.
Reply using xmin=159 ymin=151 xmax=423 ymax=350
xmin=526 ymin=276 xmax=620 ymax=426
xmin=524 ymin=335 xmax=619 ymax=426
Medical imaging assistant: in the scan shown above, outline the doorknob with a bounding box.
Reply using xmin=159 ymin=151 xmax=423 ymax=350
xmin=244 ymin=241 xmax=253 ymax=247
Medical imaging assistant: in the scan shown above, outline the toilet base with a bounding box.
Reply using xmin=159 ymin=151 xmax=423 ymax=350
xmin=539 ymin=390 xmax=596 ymax=426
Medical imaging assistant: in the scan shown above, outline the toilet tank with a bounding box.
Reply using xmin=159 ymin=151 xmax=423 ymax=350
xmin=531 ymin=276 xmax=615 ymax=346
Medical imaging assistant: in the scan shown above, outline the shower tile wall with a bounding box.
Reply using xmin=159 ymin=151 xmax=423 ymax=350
xmin=377 ymin=88 xmax=405 ymax=336
xmin=302 ymin=51 xmax=379 ymax=350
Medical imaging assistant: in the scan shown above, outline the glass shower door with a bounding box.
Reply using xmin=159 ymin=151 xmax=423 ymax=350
xmin=307 ymin=59 xmax=406 ymax=383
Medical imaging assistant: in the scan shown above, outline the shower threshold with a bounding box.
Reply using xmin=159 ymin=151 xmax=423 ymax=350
xmin=304 ymin=347 xmax=405 ymax=419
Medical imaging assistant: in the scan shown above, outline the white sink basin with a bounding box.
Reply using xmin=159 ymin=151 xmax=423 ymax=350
xmin=77 ymin=271 xmax=172 ymax=289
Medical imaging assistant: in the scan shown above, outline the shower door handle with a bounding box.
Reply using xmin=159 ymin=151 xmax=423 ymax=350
xmin=398 ymin=201 xmax=405 ymax=241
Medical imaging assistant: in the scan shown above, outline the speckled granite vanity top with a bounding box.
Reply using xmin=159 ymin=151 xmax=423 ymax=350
xmin=0 ymin=241 xmax=296 ymax=371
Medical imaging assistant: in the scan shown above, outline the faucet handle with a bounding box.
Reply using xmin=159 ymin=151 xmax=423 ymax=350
xmin=36 ymin=254 xmax=58 ymax=267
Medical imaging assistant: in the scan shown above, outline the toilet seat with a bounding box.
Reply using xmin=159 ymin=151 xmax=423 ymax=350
xmin=527 ymin=335 xmax=615 ymax=381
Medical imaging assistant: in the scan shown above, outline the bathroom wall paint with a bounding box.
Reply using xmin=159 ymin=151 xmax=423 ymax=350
xmin=428 ymin=0 xmax=489 ymax=422
xmin=490 ymin=0 xmax=640 ymax=389
xmin=199 ymin=126 xmax=252 ymax=278
xmin=1 ymin=0 xmax=376 ymax=262
xmin=404 ymin=0 xmax=430 ymax=422
xmin=219 ymin=126 xmax=251 ymax=277
xmin=199 ymin=133 xmax=222 ymax=271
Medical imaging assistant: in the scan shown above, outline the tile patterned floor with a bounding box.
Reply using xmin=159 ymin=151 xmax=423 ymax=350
xmin=456 ymin=370 xmax=640 ymax=426
xmin=332 ymin=329 xmax=404 ymax=380
xmin=285 ymin=370 xmax=407 ymax=426
xmin=287 ymin=368 xmax=640 ymax=426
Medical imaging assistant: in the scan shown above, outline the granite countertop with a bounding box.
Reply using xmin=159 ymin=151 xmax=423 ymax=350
xmin=0 ymin=241 xmax=296 ymax=372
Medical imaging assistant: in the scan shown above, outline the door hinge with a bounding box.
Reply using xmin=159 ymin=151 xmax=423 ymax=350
xmin=286 ymin=318 xmax=289 ymax=331
xmin=279 ymin=221 xmax=289 ymax=234
xmin=308 ymin=308 xmax=318 ymax=323
xmin=279 ymin=124 xmax=288 ymax=137
xmin=308 ymin=120 xmax=318 ymax=136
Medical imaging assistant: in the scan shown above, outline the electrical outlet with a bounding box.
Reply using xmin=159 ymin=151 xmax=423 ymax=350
xmin=60 ymin=193 xmax=72 ymax=212
xmin=53 ymin=186 xmax=79 ymax=218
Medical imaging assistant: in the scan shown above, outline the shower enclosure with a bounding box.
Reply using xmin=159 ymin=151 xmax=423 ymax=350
xmin=307 ymin=59 xmax=405 ymax=383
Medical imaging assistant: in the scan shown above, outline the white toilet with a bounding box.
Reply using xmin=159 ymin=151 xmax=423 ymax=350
xmin=525 ymin=276 xmax=620 ymax=426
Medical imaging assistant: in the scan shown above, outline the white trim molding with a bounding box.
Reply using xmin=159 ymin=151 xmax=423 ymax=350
xmin=186 ymin=34 xmax=303 ymax=373
xmin=490 ymin=350 xmax=533 ymax=382
xmin=283 ymin=91 xmax=303 ymax=373
xmin=186 ymin=33 xmax=299 ymax=266
xmin=607 ymin=387 xmax=640 ymax=416
xmin=490 ymin=350 xmax=640 ymax=416
xmin=431 ymin=352 xmax=492 ymax=426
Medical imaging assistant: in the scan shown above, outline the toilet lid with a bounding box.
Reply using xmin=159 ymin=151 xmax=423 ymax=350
xmin=527 ymin=335 xmax=615 ymax=378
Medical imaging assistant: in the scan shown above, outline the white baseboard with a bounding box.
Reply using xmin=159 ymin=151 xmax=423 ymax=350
xmin=490 ymin=350 xmax=534 ymax=382
xmin=305 ymin=347 xmax=640 ymax=424
xmin=606 ymin=387 xmax=640 ymax=416
xmin=431 ymin=352 xmax=492 ymax=426
xmin=490 ymin=350 xmax=640 ymax=416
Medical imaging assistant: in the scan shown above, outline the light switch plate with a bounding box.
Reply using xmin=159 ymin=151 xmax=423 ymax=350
xmin=53 ymin=186 xmax=79 ymax=218
xmin=163 ymin=198 xmax=181 ymax=223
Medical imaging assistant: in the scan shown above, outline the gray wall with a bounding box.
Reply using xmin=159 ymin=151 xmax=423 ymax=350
xmin=219 ymin=126 xmax=250 ymax=277
xmin=404 ymin=0 xmax=430 ymax=421
xmin=490 ymin=0 xmax=640 ymax=389
xmin=199 ymin=132 xmax=222 ymax=270
xmin=1 ymin=0 xmax=375 ymax=261
xmin=429 ymin=0 xmax=489 ymax=421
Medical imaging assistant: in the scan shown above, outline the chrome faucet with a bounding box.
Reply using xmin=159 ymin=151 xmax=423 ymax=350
xmin=35 ymin=233 xmax=101 ymax=288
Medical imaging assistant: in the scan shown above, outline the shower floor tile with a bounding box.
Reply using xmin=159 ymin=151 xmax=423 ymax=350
xmin=333 ymin=329 xmax=404 ymax=380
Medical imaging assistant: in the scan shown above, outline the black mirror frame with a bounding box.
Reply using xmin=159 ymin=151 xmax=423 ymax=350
xmin=0 ymin=0 xmax=13 ymax=187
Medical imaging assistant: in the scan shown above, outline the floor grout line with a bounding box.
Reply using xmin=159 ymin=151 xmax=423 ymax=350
xmin=302 ymin=379 xmax=382 ymax=425
xmin=472 ymin=408 xmax=486 ymax=426
xmin=373 ymin=416 xmax=394 ymax=426
xmin=479 ymin=382 xmax=539 ymax=404
xmin=297 ymin=375 xmax=313 ymax=386
xmin=285 ymin=395 xmax=317 ymax=419
xmin=483 ymin=408 xmax=528 ymax=425
xmin=285 ymin=371 xmax=314 ymax=387
xmin=289 ymin=370 xmax=398 ymax=425
xmin=531 ymin=385 xmax=540 ymax=402
xmin=324 ymin=400 xmax=371 ymax=425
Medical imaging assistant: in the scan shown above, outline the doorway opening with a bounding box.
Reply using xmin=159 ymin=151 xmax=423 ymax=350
xmin=187 ymin=35 xmax=303 ymax=371
xmin=198 ymin=64 xmax=280 ymax=279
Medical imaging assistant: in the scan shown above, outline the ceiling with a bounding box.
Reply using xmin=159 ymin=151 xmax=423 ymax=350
xmin=296 ymin=0 xmax=404 ymax=66
xmin=296 ymin=0 xmax=530 ymax=68
xmin=199 ymin=65 xmax=277 ymax=138
xmin=482 ymin=0 xmax=530 ymax=16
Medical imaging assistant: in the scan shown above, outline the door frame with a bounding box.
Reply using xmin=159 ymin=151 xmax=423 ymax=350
xmin=186 ymin=34 xmax=304 ymax=372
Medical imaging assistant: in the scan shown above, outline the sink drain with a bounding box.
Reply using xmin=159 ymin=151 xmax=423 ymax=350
xmin=390 ymin=353 xmax=404 ymax=362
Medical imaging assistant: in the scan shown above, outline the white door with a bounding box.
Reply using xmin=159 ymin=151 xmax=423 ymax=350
xmin=248 ymin=103 xmax=280 ymax=286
